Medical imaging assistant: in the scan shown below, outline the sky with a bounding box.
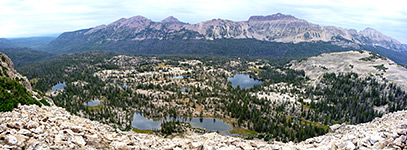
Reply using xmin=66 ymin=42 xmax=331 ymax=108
xmin=0 ymin=0 xmax=406 ymax=43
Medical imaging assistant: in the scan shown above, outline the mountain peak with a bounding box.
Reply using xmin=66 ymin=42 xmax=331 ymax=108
xmin=362 ymin=27 xmax=377 ymax=32
xmin=161 ymin=16 xmax=185 ymax=24
xmin=111 ymin=15 xmax=151 ymax=25
xmin=248 ymin=13 xmax=297 ymax=21
xmin=359 ymin=27 xmax=406 ymax=51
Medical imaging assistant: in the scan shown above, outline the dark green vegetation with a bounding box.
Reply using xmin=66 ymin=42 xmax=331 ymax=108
xmin=18 ymin=51 xmax=134 ymax=130
xmin=361 ymin=45 xmax=407 ymax=65
xmin=373 ymin=64 xmax=388 ymax=72
xmin=46 ymin=38 xmax=352 ymax=57
xmin=160 ymin=120 xmax=188 ymax=136
xmin=44 ymin=36 xmax=407 ymax=65
xmin=0 ymin=47 xmax=56 ymax=67
xmin=359 ymin=52 xmax=387 ymax=61
xmin=17 ymin=50 xmax=407 ymax=142
xmin=0 ymin=77 xmax=42 ymax=112
xmin=18 ymin=51 xmax=114 ymax=92
xmin=302 ymin=73 xmax=406 ymax=124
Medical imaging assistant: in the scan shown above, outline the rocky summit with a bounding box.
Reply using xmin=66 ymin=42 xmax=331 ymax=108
xmin=0 ymin=104 xmax=406 ymax=149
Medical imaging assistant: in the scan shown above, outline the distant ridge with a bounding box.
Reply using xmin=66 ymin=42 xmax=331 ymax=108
xmin=44 ymin=13 xmax=407 ymax=64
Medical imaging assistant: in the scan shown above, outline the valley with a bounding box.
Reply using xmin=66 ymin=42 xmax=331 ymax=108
xmin=15 ymin=50 xmax=407 ymax=143
xmin=0 ymin=6 xmax=406 ymax=148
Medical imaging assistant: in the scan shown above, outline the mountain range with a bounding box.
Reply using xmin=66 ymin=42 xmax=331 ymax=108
xmin=0 ymin=38 xmax=14 ymax=48
xmin=40 ymin=13 xmax=407 ymax=65
xmin=0 ymin=37 xmax=55 ymax=49
xmin=0 ymin=37 xmax=56 ymax=67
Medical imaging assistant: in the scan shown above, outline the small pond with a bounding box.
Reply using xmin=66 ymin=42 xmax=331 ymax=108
xmin=227 ymin=74 xmax=262 ymax=89
xmin=51 ymin=82 xmax=66 ymax=91
xmin=131 ymin=113 xmax=233 ymax=134
xmin=83 ymin=99 xmax=103 ymax=107
xmin=170 ymin=76 xmax=184 ymax=79
xmin=118 ymin=83 xmax=128 ymax=88
xmin=131 ymin=113 xmax=162 ymax=130
xmin=180 ymin=87 xmax=191 ymax=92
xmin=292 ymin=118 xmax=302 ymax=122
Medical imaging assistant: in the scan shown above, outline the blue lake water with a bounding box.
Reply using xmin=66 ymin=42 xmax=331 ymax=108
xmin=51 ymin=82 xmax=66 ymax=91
xmin=118 ymin=83 xmax=128 ymax=88
xmin=131 ymin=113 xmax=162 ymax=130
xmin=180 ymin=87 xmax=191 ymax=92
xmin=83 ymin=99 xmax=103 ymax=107
xmin=227 ymin=74 xmax=262 ymax=89
xmin=131 ymin=113 xmax=233 ymax=134
xmin=170 ymin=76 xmax=184 ymax=79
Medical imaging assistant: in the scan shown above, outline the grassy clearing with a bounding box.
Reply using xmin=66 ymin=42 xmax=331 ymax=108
xmin=156 ymin=62 xmax=169 ymax=68
xmin=248 ymin=68 xmax=264 ymax=72
xmin=229 ymin=127 xmax=257 ymax=137
xmin=132 ymin=128 xmax=155 ymax=134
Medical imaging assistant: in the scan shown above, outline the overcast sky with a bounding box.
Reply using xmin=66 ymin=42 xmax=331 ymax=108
xmin=0 ymin=0 xmax=406 ymax=43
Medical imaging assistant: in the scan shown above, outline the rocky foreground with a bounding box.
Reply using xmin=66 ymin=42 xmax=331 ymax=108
xmin=0 ymin=105 xmax=406 ymax=149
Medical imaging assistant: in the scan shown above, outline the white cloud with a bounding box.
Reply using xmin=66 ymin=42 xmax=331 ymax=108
xmin=0 ymin=0 xmax=406 ymax=43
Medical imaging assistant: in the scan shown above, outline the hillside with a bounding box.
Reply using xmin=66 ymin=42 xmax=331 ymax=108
xmin=0 ymin=38 xmax=14 ymax=48
xmin=0 ymin=48 xmax=56 ymax=67
xmin=290 ymin=50 xmax=407 ymax=91
xmin=14 ymin=50 xmax=407 ymax=143
xmin=6 ymin=37 xmax=56 ymax=49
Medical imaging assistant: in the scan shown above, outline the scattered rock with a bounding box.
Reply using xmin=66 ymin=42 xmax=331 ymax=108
xmin=397 ymin=129 xmax=406 ymax=135
xmin=0 ymin=104 xmax=406 ymax=149
xmin=110 ymin=141 xmax=127 ymax=149
xmin=69 ymin=136 xmax=86 ymax=147
xmin=25 ymin=121 xmax=39 ymax=129
xmin=5 ymin=135 xmax=17 ymax=145
xmin=330 ymin=124 xmax=342 ymax=131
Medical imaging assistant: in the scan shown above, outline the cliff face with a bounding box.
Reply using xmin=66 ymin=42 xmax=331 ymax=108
xmin=0 ymin=52 xmax=32 ymax=92
xmin=0 ymin=104 xmax=406 ymax=149
xmin=47 ymin=13 xmax=406 ymax=53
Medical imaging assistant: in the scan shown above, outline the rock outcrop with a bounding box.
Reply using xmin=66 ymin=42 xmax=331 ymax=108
xmin=0 ymin=52 xmax=32 ymax=92
xmin=1 ymin=104 xmax=406 ymax=149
